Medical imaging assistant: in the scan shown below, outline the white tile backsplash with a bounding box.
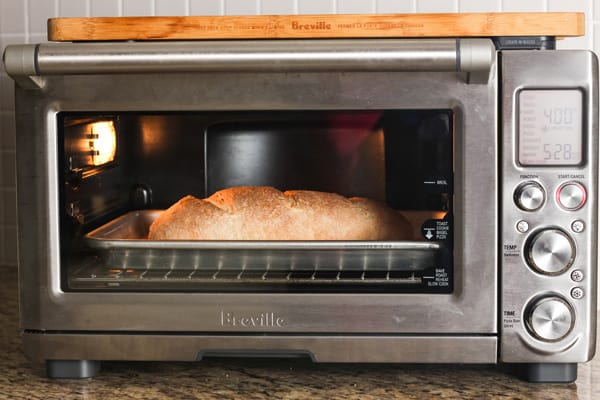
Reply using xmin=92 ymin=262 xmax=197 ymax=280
xmin=91 ymin=0 xmax=121 ymax=17
xmin=548 ymin=0 xmax=592 ymax=14
xmin=190 ymin=0 xmax=223 ymax=15
xmin=28 ymin=0 xmax=57 ymax=35
xmin=123 ymin=0 xmax=153 ymax=16
xmin=416 ymin=0 xmax=458 ymax=13
xmin=459 ymin=0 xmax=501 ymax=12
xmin=260 ymin=0 xmax=296 ymax=14
xmin=155 ymin=0 xmax=188 ymax=16
xmin=0 ymin=0 xmax=599 ymax=266
xmin=224 ymin=0 xmax=259 ymax=15
xmin=298 ymin=0 xmax=335 ymax=14
xmin=376 ymin=0 xmax=416 ymax=13
xmin=501 ymin=0 xmax=546 ymax=12
xmin=58 ymin=0 xmax=89 ymax=18
xmin=28 ymin=33 xmax=49 ymax=44
xmin=0 ymin=0 xmax=26 ymax=34
xmin=337 ymin=0 xmax=375 ymax=14
xmin=557 ymin=25 xmax=594 ymax=49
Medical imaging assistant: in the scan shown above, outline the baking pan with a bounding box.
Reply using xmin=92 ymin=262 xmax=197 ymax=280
xmin=83 ymin=210 xmax=443 ymax=272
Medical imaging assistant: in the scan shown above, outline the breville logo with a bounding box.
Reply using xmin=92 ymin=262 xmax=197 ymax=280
xmin=291 ymin=21 xmax=332 ymax=30
xmin=220 ymin=311 xmax=285 ymax=328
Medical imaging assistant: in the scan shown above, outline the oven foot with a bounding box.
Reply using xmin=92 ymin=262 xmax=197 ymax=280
xmin=46 ymin=360 xmax=101 ymax=379
xmin=506 ymin=362 xmax=577 ymax=383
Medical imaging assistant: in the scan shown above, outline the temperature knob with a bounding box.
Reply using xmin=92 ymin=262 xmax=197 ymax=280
xmin=525 ymin=229 xmax=575 ymax=275
xmin=526 ymin=296 xmax=574 ymax=342
xmin=514 ymin=182 xmax=545 ymax=211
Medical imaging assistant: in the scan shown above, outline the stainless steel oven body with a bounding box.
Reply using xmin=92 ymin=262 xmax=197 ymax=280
xmin=3 ymin=39 xmax=598 ymax=382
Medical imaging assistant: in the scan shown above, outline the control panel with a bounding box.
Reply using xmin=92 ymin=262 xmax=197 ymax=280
xmin=501 ymin=50 xmax=598 ymax=364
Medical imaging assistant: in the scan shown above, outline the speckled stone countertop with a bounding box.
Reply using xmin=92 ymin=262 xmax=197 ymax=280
xmin=1 ymin=265 xmax=598 ymax=400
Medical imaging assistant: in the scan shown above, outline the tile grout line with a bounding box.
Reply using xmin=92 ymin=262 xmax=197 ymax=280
xmin=24 ymin=0 xmax=30 ymax=43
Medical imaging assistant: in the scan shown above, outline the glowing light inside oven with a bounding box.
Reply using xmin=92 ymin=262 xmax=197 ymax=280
xmin=89 ymin=120 xmax=117 ymax=166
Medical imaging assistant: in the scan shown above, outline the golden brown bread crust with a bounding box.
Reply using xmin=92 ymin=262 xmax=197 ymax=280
xmin=148 ymin=186 xmax=412 ymax=240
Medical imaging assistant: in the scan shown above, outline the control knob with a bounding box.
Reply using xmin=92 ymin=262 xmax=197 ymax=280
xmin=526 ymin=296 xmax=574 ymax=342
xmin=514 ymin=182 xmax=545 ymax=211
xmin=525 ymin=229 xmax=575 ymax=275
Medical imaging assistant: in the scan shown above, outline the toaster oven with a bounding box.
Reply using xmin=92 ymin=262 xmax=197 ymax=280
xmin=3 ymin=37 xmax=598 ymax=382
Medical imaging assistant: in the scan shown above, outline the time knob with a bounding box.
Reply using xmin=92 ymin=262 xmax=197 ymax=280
xmin=525 ymin=229 xmax=575 ymax=275
xmin=526 ymin=296 xmax=574 ymax=342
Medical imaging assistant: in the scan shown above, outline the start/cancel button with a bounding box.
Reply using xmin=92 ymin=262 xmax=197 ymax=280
xmin=557 ymin=182 xmax=587 ymax=210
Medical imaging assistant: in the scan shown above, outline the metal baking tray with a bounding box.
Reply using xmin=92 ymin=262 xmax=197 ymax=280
xmin=83 ymin=210 xmax=442 ymax=272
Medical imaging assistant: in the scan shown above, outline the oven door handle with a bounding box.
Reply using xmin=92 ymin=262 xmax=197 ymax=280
xmin=3 ymin=38 xmax=495 ymax=89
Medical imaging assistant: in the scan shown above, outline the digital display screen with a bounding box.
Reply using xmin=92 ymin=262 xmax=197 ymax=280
xmin=518 ymin=90 xmax=583 ymax=166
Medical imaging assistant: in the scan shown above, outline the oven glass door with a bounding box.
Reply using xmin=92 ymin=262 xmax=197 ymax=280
xmin=60 ymin=109 xmax=453 ymax=294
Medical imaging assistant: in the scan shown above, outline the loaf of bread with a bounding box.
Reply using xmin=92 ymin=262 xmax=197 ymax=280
xmin=148 ymin=186 xmax=412 ymax=241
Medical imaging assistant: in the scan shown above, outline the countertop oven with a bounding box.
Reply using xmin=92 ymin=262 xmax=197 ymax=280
xmin=3 ymin=36 xmax=598 ymax=382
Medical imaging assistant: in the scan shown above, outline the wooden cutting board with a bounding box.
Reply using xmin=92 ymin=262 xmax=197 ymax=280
xmin=47 ymin=12 xmax=584 ymax=41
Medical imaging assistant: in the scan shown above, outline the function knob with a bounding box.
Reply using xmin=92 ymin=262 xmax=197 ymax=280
xmin=526 ymin=296 xmax=574 ymax=342
xmin=525 ymin=229 xmax=575 ymax=275
xmin=557 ymin=182 xmax=587 ymax=210
xmin=514 ymin=182 xmax=545 ymax=211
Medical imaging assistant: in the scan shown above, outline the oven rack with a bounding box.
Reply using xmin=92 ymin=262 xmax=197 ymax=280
xmin=69 ymin=260 xmax=424 ymax=291
xmin=68 ymin=244 xmax=440 ymax=290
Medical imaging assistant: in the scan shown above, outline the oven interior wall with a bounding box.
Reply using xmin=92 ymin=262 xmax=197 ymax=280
xmin=124 ymin=114 xmax=209 ymax=209
xmin=62 ymin=110 xmax=452 ymax=212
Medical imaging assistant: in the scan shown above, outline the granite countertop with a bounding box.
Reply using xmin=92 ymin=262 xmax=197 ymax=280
xmin=1 ymin=265 xmax=598 ymax=400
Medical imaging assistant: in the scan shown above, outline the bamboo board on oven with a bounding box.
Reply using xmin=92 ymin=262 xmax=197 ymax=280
xmin=47 ymin=12 xmax=584 ymax=41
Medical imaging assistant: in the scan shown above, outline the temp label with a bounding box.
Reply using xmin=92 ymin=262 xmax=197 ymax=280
xmin=503 ymin=243 xmax=520 ymax=257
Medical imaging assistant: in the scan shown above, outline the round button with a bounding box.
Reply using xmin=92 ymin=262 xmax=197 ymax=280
xmin=571 ymin=220 xmax=585 ymax=233
xmin=571 ymin=287 xmax=584 ymax=300
xmin=516 ymin=220 xmax=530 ymax=233
xmin=570 ymin=269 xmax=584 ymax=282
xmin=526 ymin=296 xmax=574 ymax=342
xmin=515 ymin=182 xmax=545 ymax=211
xmin=526 ymin=229 xmax=575 ymax=275
xmin=557 ymin=182 xmax=587 ymax=210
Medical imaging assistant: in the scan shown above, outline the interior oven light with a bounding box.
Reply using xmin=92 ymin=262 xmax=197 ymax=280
xmin=88 ymin=120 xmax=117 ymax=166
